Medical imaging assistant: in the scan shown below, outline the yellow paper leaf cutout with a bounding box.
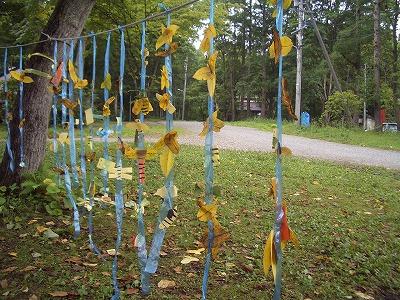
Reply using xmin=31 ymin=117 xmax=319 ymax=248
xmin=68 ymin=60 xmax=88 ymax=89
xmin=10 ymin=70 xmax=33 ymax=83
xmin=181 ymin=256 xmax=199 ymax=264
xmin=156 ymin=24 xmax=179 ymax=50
xmin=280 ymin=146 xmax=293 ymax=156
xmin=196 ymin=199 xmax=217 ymax=222
xmin=155 ymin=42 xmax=179 ymax=57
xmin=193 ymin=51 xmax=218 ymax=97
xmin=96 ymin=158 xmax=116 ymax=172
xmin=103 ymin=96 xmax=116 ymax=117
xmin=163 ymin=131 xmax=180 ymax=154
xmin=210 ymin=223 xmax=230 ymax=258
xmin=101 ymin=73 xmax=112 ymax=90
xmin=269 ymin=0 xmax=292 ymax=9
xmin=156 ymin=93 xmax=176 ymax=114
xmin=269 ymin=35 xmax=293 ymax=61
xmin=268 ymin=177 xmax=277 ymax=200
xmin=282 ymin=77 xmax=298 ymax=120
xmin=57 ymin=132 xmax=70 ymax=145
xmin=125 ymin=119 xmax=149 ymax=132
xmin=60 ymin=99 xmax=78 ymax=114
xmin=154 ymin=185 xmax=178 ymax=199
xmin=199 ymin=24 xmax=217 ymax=54
xmin=263 ymin=230 xmax=277 ymax=282
xmin=109 ymin=165 xmax=133 ymax=180
xmin=186 ymin=248 xmax=206 ymax=255
xmin=199 ymin=110 xmax=225 ymax=137
xmin=132 ymin=97 xmax=153 ymax=115
xmin=85 ymin=108 xmax=94 ymax=125
xmin=160 ymin=147 xmax=175 ymax=177
xmin=161 ymin=65 xmax=169 ymax=90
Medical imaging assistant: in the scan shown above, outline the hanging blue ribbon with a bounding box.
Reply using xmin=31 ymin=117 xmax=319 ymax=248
xmin=52 ymin=41 xmax=59 ymax=169
xmin=102 ymin=32 xmax=111 ymax=195
xmin=3 ymin=48 xmax=15 ymax=172
xmin=273 ymin=0 xmax=284 ymax=299
xmin=111 ymin=28 xmax=125 ymax=300
xmin=142 ymin=7 xmax=176 ymax=293
xmin=61 ymin=42 xmax=67 ymax=125
xmin=137 ymin=21 xmax=150 ymax=295
xmin=18 ymin=47 xmax=25 ymax=168
xmin=201 ymin=1 xmax=215 ymax=298
xmin=61 ymin=143 xmax=80 ymax=237
xmin=77 ymin=38 xmax=89 ymax=224
xmin=88 ymin=33 xmax=101 ymax=255
xmin=67 ymin=40 xmax=79 ymax=186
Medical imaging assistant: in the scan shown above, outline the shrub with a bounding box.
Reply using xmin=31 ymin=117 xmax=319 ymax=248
xmin=321 ymin=91 xmax=362 ymax=126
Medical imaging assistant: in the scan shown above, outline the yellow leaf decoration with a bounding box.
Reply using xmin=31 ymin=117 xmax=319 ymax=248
xmin=96 ymin=158 xmax=116 ymax=172
xmin=270 ymin=0 xmax=292 ymax=9
xmin=199 ymin=24 xmax=217 ymax=54
xmin=161 ymin=65 xmax=169 ymax=90
xmin=68 ymin=60 xmax=88 ymax=89
xmin=85 ymin=108 xmax=94 ymax=125
xmin=196 ymin=199 xmax=217 ymax=222
xmin=10 ymin=70 xmax=33 ymax=83
xmin=103 ymin=96 xmax=116 ymax=117
xmin=57 ymin=132 xmax=70 ymax=145
xmin=280 ymin=146 xmax=293 ymax=156
xmin=282 ymin=77 xmax=298 ymax=120
xmin=155 ymin=42 xmax=179 ymax=57
xmin=156 ymin=93 xmax=176 ymax=114
xmin=263 ymin=230 xmax=277 ymax=282
xmin=199 ymin=221 xmax=230 ymax=259
xmin=269 ymin=35 xmax=293 ymax=61
xmin=272 ymin=127 xmax=278 ymax=150
xmin=101 ymin=73 xmax=112 ymax=90
xmin=125 ymin=119 xmax=149 ymax=132
xmin=160 ymin=147 xmax=175 ymax=177
xmin=268 ymin=177 xmax=277 ymax=200
xmin=60 ymin=99 xmax=78 ymax=114
xmin=117 ymin=137 xmax=136 ymax=159
xmin=163 ymin=130 xmax=180 ymax=154
xmin=132 ymin=97 xmax=153 ymax=115
xmin=199 ymin=110 xmax=225 ymax=137
xmin=193 ymin=51 xmax=218 ymax=97
xmin=109 ymin=165 xmax=133 ymax=180
xmin=156 ymin=24 xmax=179 ymax=50
xmin=154 ymin=185 xmax=178 ymax=199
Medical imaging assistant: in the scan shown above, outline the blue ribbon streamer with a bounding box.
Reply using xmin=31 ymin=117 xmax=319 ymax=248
xmin=3 ymin=48 xmax=15 ymax=172
xmin=111 ymin=28 xmax=125 ymax=300
xmin=67 ymin=40 xmax=79 ymax=186
xmin=137 ymin=21 xmax=150 ymax=295
xmin=102 ymin=33 xmax=111 ymax=195
xmin=18 ymin=47 xmax=25 ymax=168
xmin=201 ymin=1 xmax=215 ymax=298
xmin=273 ymin=1 xmax=284 ymax=299
xmin=61 ymin=143 xmax=80 ymax=237
xmin=52 ymin=41 xmax=59 ymax=169
xmin=88 ymin=33 xmax=101 ymax=255
xmin=61 ymin=42 xmax=67 ymax=125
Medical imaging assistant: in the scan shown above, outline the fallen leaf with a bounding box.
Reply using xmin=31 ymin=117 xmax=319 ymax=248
xmin=48 ymin=291 xmax=69 ymax=297
xmin=82 ymin=262 xmax=97 ymax=267
xmin=186 ymin=248 xmax=205 ymax=255
xmin=43 ymin=228 xmax=59 ymax=239
xmin=31 ymin=252 xmax=41 ymax=258
xmin=8 ymin=252 xmax=17 ymax=257
xmin=45 ymin=221 xmax=55 ymax=226
xmin=158 ymin=279 xmax=176 ymax=289
xmin=19 ymin=233 xmax=29 ymax=238
xmin=22 ymin=287 xmax=29 ymax=292
xmin=36 ymin=226 xmax=48 ymax=234
xmin=160 ymin=251 xmax=168 ymax=257
xmin=1 ymin=279 xmax=8 ymax=288
xmin=20 ymin=266 xmax=37 ymax=272
xmin=354 ymin=291 xmax=374 ymax=300
xmin=173 ymin=266 xmax=182 ymax=274
xmin=181 ymin=256 xmax=199 ymax=264
xmin=101 ymin=272 xmax=111 ymax=276
xmin=28 ymin=219 xmax=38 ymax=225
xmin=2 ymin=266 xmax=18 ymax=273
xmin=126 ymin=288 xmax=139 ymax=295
xmin=106 ymin=249 xmax=119 ymax=256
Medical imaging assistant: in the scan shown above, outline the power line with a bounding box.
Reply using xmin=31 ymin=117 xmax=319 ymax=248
xmin=0 ymin=0 xmax=201 ymax=49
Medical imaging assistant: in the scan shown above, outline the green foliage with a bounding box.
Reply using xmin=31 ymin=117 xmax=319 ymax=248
xmin=321 ymin=91 xmax=362 ymax=125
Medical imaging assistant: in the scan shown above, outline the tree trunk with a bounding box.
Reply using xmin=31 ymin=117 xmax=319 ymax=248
xmin=0 ymin=0 xmax=95 ymax=186
xmin=373 ymin=0 xmax=382 ymax=126
xmin=391 ymin=0 xmax=399 ymax=127
xmin=230 ymin=67 xmax=236 ymax=121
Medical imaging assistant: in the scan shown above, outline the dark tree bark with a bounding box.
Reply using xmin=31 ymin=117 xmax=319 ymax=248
xmin=373 ymin=0 xmax=382 ymax=126
xmin=0 ymin=0 xmax=96 ymax=185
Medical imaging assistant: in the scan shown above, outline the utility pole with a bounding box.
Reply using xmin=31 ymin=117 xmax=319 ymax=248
xmin=182 ymin=56 xmax=188 ymax=120
xmin=364 ymin=64 xmax=367 ymax=130
xmin=305 ymin=0 xmax=342 ymax=92
xmin=294 ymin=0 xmax=304 ymax=124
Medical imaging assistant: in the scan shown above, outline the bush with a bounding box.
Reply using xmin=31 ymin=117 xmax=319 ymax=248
xmin=321 ymin=91 xmax=362 ymax=126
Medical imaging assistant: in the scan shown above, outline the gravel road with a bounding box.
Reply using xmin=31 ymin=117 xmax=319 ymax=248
xmin=146 ymin=121 xmax=400 ymax=170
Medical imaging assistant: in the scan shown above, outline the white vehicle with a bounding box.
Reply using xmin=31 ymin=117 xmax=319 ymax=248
xmin=382 ymin=122 xmax=398 ymax=132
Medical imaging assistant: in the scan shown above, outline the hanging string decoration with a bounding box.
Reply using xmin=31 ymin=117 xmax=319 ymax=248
xmin=263 ymin=0 xmax=299 ymax=299
xmin=192 ymin=1 xmax=229 ymax=299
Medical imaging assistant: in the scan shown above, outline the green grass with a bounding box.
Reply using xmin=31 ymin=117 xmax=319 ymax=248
xmin=0 ymin=144 xmax=400 ymax=299
xmin=229 ymin=118 xmax=400 ymax=151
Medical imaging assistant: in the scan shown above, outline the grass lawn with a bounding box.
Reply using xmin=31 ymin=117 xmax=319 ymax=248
xmin=229 ymin=118 xmax=400 ymax=151
xmin=0 ymin=141 xmax=399 ymax=299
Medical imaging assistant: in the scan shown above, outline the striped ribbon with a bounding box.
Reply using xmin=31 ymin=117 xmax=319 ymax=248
xmin=137 ymin=21 xmax=150 ymax=295
xmin=273 ymin=0 xmax=284 ymax=299
xmin=67 ymin=40 xmax=79 ymax=186
xmin=111 ymin=28 xmax=125 ymax=300
xmin=2 ymin=48 xmax=15 ymax=172
xmin=142 ymin=7 xmax=175 ymax=285
xmin=88 ymin=33 xmax=101 ymax=255
xmin=61 ymin=42 xmax=67 ymax=125
xmin=202 ymin=1 xmax=215 ymax=298
xmin=101 ymin=33 xmax=111 ymax=195
xmin=18 ymin=47 xmax=25 ymax=168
